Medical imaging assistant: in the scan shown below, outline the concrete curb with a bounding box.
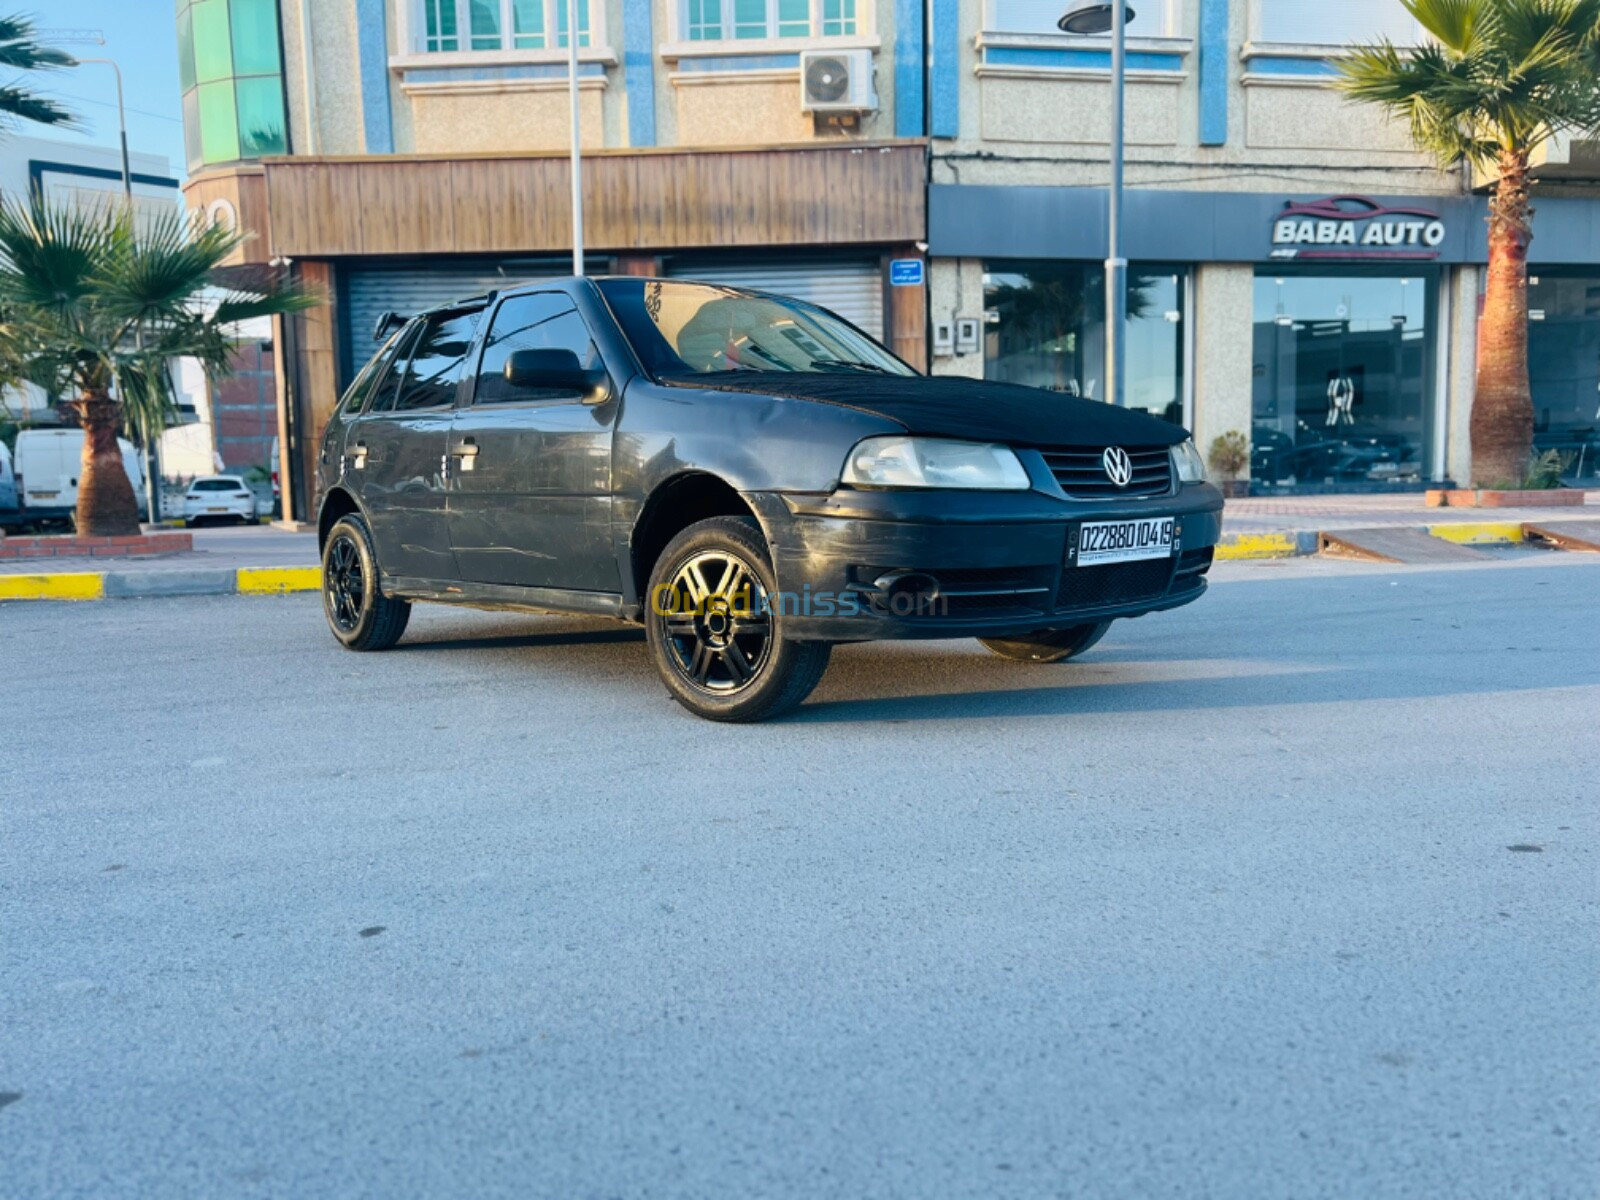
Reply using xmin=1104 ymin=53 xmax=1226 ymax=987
xmin=0 ymin=566 xmax=320 ymax=602
xmin=1215 ymin=531 xmax=1319 ymax=560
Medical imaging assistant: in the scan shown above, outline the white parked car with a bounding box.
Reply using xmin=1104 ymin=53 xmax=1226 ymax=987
xmin=181 ymin=475 xmax=259 ymax=526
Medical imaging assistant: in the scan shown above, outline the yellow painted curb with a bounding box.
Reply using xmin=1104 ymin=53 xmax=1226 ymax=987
xmin=237 ymin=566 xmax=321 ymax=595
xmin=0 ymin=573 xmax=106 ymax=602
xmin=1216 ymin=533 xmax=1298 ymax=560
xmin=1428 ymin=522 xmax=1524 ymax=546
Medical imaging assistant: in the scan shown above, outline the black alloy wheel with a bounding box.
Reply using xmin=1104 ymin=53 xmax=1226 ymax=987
xmin=657 ymin=549 xmax=774 ymax=693
xmin=645 ymin=517 xmax=831 ymax=722
xmin=321 ymin=513 xmax=411 ymax=651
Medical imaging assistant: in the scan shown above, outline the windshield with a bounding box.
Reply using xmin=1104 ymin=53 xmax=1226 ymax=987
xmin=598 ymin=278 xmax=916 ymax=378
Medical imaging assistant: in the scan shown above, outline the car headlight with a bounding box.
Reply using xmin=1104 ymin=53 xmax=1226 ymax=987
xmin=1171 ymin=438 xmax=1207 ymax=483
xmin=841 ymin=437 xmax=1031 ymax=490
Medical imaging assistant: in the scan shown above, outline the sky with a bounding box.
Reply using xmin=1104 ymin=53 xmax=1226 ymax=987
xmin=28 ymin=0 xmax=187 ymax=179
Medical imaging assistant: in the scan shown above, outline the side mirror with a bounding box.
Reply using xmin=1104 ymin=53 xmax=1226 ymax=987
xmin=504 ymin=348 xmax=610 ymax=404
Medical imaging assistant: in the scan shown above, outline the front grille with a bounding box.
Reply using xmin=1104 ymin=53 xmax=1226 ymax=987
xmin=1037 ymin=445 xmax=1174 ymax=499
xmin=1056 ymin=559 xmax=1174 ymax=611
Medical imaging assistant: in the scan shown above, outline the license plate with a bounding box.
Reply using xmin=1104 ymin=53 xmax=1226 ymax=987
xmin=207 ymin=507 xmax=228 ymax=513
xmin=1077 ymin=518 xmax=1175 ymax=566
xmin=30 ymin=491 xmax=58 ymax=500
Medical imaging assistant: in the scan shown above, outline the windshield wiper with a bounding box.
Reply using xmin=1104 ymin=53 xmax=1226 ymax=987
xmin=807 ymin=359 xmax=894 ymax=374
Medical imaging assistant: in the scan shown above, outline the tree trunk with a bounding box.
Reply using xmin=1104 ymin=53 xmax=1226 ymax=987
xmin=1472 ymin=149 xmax=1535 ymax=487
xmin=70 ymin=394 xmax=141 ymax=537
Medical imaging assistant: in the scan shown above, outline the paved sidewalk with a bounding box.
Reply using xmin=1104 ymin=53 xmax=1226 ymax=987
xmin=1222 ymin=491 xmax=1600 ymax=534
xmin=0 ymin=524 xmax=318 ymax=576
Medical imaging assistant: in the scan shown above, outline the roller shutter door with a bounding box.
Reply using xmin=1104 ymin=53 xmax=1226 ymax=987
xmin=665 ymin=260 xmax=884 ymax=341
xmin=342 ymin=259 xmax=566 ymax=364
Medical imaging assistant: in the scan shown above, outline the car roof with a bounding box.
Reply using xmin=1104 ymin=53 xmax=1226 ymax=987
xmin=405 ymin=275 xmax=794 ymax=321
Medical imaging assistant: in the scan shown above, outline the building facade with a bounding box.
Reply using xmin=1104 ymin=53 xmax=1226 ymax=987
xmin=178 ymin=0 xmax=1600 ymax=518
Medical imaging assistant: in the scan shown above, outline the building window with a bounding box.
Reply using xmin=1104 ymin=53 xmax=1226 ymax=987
xmin=422 ymin=0 xmax=591 ymax=50
xmin=176 ymin=0 xmax=288 ymax=172
xmin=984 ymin=262 xmax=1188 ymax=425
xmin=685 ymin=0 xmax=854 ymax=41
xmin=1255 ymin=0 xmax=1420 ymax=46
xmin=1251 ymin=268 xmax=1438 ymax=493
xmin=984 ymin=0 xmax=1177 ymax=37
xmin=1528 ymin=271 xmax=1600 ymax=484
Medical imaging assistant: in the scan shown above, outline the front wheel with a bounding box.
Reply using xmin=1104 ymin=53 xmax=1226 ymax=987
xmin=645 ymin=516 xmax=831 ymax=722
xmin=980 ymin=621 xmax=1112 ymax=664
xmin=322 ymin=514 xmax=411 ymax=651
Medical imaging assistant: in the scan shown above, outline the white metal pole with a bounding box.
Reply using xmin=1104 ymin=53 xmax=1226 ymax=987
xmin=568 ymin=0 xmax=584 ymax=276
xmin=1105 ymin=3 xmax=1126 ymax=408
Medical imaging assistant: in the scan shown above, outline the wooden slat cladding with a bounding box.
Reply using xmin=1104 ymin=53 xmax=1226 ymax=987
xmin=181 ymin=167 xmax=272 ymax=266
xmin=262 ymin=143 xmax=926 ymax=258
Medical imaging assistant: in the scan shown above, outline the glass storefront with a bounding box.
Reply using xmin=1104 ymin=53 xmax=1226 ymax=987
xmin=1528 ymin=270 xmax=1600 ymax=484
xmin=1251 ymin=268 xmax=1438 ymax=492
xmin=983 ymin=262 xmax=1187 ymax=426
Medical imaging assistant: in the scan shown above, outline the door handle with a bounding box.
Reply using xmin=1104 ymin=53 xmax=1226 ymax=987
xmin=449 ymin=439 xmax=479 ymax=471
xmin=346 ymin=441 xmax=368 ymax=469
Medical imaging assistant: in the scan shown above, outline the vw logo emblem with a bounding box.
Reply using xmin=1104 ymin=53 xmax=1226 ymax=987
xmin=1102 ymin=446 xmax=1133 ymax=487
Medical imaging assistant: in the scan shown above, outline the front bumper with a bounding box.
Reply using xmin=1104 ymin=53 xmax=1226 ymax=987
xmin=747 ymin=483 xmax=1225 ymax=642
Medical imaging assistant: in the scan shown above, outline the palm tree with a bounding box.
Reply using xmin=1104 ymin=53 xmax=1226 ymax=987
xmin=0 ymin=14 xmax=78 ymax=130
xmin=0 ymin=196 xmax=317 ymax=535
xmin=1336 ymin=0 xmax=1600 ymax=487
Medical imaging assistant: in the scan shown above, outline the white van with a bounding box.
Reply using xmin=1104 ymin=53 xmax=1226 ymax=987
xmin=13 ymin=428 xmax=147 ymax=526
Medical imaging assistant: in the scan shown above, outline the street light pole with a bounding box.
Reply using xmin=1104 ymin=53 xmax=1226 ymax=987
xmin=76 ymin=57 xmax=132 ymax=203
xmin=567 ymin=0 xmax=584 ymax=276
xmin=1058 ymin=2 xmax=1132 ymax=407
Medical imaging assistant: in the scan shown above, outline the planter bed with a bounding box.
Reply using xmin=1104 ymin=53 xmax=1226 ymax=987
xmin=1425 ymin=488 xmax=1589 ymax=509
xmin=0 ymin=532 xmax=193 ymax=561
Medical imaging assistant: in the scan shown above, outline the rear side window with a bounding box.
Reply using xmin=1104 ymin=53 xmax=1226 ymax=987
xmin=473 ymin=293 xmax=599 ymax=404
xmin=366 ymin=321 xmax=425 ymax=415
xmin=381 ymin=310 xmax=482 ymax=413
xmin=340 ymin=327 xmax=406 ymax=416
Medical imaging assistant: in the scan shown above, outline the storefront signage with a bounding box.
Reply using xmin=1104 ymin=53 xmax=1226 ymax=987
xmin=889 ymin=259 xmax=925 ymax=286
xmin=1270 ymin=196 xmax=1446 ymax=261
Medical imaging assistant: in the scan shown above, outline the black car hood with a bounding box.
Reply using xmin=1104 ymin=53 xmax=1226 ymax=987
xmin=660 ymin=372 xmax=1187 ymax=447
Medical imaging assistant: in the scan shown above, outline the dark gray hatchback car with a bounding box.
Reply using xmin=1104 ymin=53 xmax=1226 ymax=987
xmin=315 ymin=277 xmax=1223 ymax=721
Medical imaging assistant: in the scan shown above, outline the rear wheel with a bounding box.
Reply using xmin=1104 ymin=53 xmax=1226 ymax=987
xmin=322 ymin=514 xmax=411 ymax=651
xmin=645 ymin=516 xmax=831 ymax=722
xmin=980 ymin=621 xmax=1112 ymax=664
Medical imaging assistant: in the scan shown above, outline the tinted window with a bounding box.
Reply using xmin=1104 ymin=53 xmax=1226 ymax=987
xmin=367 ymin=321 xmax=425 ymax=414
xmin=474 ymin=293 xmax=600 ymax=403
xmin=339 ymin=328 xmax=405 ymax=416
xmin=381 ymin=310 xmax=481 ymax=413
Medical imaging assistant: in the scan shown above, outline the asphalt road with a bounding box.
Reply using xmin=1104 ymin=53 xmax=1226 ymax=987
xmin=4 ymin=554 xmax=1597 ymax=1199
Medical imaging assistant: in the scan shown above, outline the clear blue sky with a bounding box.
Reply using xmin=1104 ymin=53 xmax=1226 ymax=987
xmin=30 ymin=0 xmax=187 ymax=179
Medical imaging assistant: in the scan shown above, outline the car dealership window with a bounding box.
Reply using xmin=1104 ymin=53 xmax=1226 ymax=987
xmin=422 ymin=0 xmax=592 ymax=50
xmin=1528 ymin=270 xmax=1600 ymax=485
xmin=984 ymin=262 xmax=1188 ymax=426
xmin=1254 ymin=0 xmax=1419 ymax=46
xmin=984 ymin=0 xmax=1175 ymax=37
xmin=684 ymin=0 xmax=855 ymax=41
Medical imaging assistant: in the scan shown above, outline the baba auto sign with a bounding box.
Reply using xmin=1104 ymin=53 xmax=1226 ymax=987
xmin=1270 ymin=195 xmax=1446 ymax=260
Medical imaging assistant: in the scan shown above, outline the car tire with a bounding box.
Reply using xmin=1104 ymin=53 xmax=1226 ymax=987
xmin=980 ymin=621 xmax=1112 ymax=664
xmin=644 ymin=516 xmax=831 ymax=723
xmin=322 ymin=513 xmax=411 ymax=651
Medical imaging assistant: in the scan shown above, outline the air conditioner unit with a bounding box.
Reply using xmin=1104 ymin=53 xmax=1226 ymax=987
xmin=800 ymin=49 xmax=877 ymax=114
